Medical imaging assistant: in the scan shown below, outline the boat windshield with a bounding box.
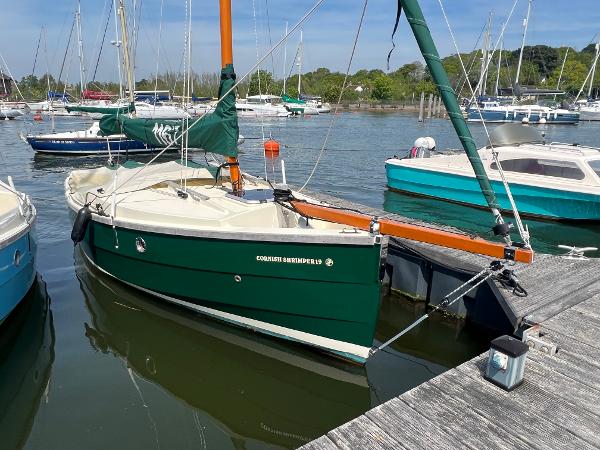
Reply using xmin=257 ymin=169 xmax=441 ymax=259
xmin=589 ymin=159 xmax=600 ymax=178
xmin=487 ymin=123 xmax=545 ymax=147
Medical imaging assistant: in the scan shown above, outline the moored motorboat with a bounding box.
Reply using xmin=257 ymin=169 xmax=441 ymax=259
xmin=281 ymin=94 xmax=320 ymax=115
xmin=580 ymin=101 xmax=600 ymax=121
xmin=467 ymin=100 xmax=580 ymax=124
xmin=0 ymin=107 xmax=23 ymax=120
xmin=0 ymin=178 xmax=36 ymax=326
xmin=237 ymin=95 xmax=290 ymax=117
xmin=386 ymin=124 xmax=600 ymax=220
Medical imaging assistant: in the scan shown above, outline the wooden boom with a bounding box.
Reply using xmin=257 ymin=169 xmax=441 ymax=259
xmin=290 ymin=201 xmax=534 ymax=264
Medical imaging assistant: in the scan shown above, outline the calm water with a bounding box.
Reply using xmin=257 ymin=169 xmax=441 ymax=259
xmin=0 ymin=112 xmax=597 ymax=449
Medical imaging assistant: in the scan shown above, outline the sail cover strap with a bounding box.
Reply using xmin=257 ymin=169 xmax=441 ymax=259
xmin=387 ymin=0 xmax=403 ymax=70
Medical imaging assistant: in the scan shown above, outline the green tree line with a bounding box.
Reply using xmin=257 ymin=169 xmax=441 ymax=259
xmin=8 ymin=44 xmax=599 ymax=102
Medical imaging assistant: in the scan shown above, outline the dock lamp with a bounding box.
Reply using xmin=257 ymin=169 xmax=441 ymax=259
xmin=484 ymin=335 xmax=528 ymax=391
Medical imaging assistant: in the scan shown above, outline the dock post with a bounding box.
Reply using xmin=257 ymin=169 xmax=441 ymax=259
xmin=427 ymin=93 xmax=433 ymax=119
xmin=418 ymin=92 xmax=425 ymax=122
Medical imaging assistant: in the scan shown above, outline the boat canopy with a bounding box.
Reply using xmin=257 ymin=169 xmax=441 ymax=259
xmin=487 ymin=123 xmax=545 ymax=148
xmin=282 ymin=94 xmax=306 ymax=104
xmin=99 ymin=65 xmax=239 ymax=157
xmin=82 ymin=90 xmax=113 ymax=100
xmin=66 ymin=104 xmax=134 ymax=115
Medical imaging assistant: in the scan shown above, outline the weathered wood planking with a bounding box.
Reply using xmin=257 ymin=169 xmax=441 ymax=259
xmin=297 ymin=193 xmax=600 ymax=450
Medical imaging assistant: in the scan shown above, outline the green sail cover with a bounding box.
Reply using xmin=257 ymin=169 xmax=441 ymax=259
xmin=100 ymin=65 xmax=239 ymax=157
xmin=66 ymin=104 xmax=135 ymax=115
xmin=281 ymin=94 xmax=306 ymax=104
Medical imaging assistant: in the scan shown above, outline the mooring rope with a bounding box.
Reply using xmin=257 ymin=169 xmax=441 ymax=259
xmin=369 ymin=262 xmax=500 ymax=356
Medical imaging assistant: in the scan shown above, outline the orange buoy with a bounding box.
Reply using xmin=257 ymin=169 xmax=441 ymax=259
xmin=33 ymin=111 xmax=43 ymax=121
xmin=264 ymin=138 xmax=280 ymax=157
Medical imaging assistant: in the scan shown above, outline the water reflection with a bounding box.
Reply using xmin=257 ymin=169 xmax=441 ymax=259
xmin=0 ymin=277 xmax=55 ymax=450
xmin=383 ymin=189 xmax=600 ymax=256
xmin=76 ymin=255 xmax=372 ymax=449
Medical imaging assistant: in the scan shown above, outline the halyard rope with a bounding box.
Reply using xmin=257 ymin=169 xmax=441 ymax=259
xmin=299 ymin=0 xmax=369 ymax=192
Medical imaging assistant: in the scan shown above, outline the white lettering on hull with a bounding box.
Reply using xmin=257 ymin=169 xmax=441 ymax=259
xmin=256 ymin=255 xmax=333 ymax=266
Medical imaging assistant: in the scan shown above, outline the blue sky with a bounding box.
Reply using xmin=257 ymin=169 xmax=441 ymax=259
xmin=1 ymin=0 xmax=599 ymax=83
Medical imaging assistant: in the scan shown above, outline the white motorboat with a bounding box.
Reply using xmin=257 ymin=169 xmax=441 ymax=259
xmin=0 ymin=106 xmax=23 ymax=120
xmin=386 ymin=124 xmax=600 ymax=220
xmin=580 ymin=102 xmax=600 ymax=121
xmin=237 ymin=95 xmax=290 ymax=117
xmin=467 ymin=100 xmax=579 ymax=124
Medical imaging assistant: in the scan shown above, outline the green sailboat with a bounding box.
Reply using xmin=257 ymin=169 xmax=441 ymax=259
xmin=65 ymin=0 xmax=532 ymax=363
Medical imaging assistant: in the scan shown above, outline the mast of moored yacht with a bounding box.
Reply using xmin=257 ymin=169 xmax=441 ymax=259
xmin=75 ymin=0 xmax=87 ymax=99
xmin=118 ymin=0 xmax=136 ymax=108
xmin=514 ymin=0 xmax=532 ymax=94
xmin=283 ymin=22 xmax=288 ymax=94
xmin=112 ymin=0 xmax=124 ymax=100
xmin=588 ymin=40 xmax=600 ymax=99
xmin=297 ymin=29 xmax=303 ymax=99
xmin=220 ymin=0 xmax=242 ymax=193
xmin=494 ymin=38 xmax=503 ymax=97
xmin=479 ymin=12 xmax=492 ymax=97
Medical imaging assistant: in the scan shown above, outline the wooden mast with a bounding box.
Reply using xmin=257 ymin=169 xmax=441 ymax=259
xmin=219 ymin=0 xmax=242 ymax=193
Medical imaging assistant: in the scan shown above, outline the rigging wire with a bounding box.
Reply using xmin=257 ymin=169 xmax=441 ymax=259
xmin=251 ymin=0 xmax=269 ymax=181
xmin=153 ymin=0 xmax=165 ymax=116
xmin=437 ymin=0 xmax=531 ymax=248
xmin=92 ymin=0 xmax=114 ymax=82
xmin=298 ymin=0 xmax=369 ymax=192
xmin=264 ymin=0 xmax=276 ymax=93
xmin=31 ymin=29 xmax=43 ymax=76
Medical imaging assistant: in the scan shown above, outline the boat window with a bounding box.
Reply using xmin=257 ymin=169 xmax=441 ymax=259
xmin=490 ymin=158 xmax=585 ymax=180
xmin=589 ymin=160 xmax=600 ymax=178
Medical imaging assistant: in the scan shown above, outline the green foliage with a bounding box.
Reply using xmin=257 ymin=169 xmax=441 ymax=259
xmin=14 ymin=44 xmax=597 ymax=102
xmin=248 ymin=70 xmax=282 ymax=96
xmin=371 ymin=75 xmax=393 ymax=100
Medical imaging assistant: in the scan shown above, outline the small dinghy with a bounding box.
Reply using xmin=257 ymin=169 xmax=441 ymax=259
xmin=0 ymin=178 xmax=36 ymax=325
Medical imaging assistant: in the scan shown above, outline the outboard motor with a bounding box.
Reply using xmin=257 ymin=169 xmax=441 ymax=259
xmin=71 ymin=204 xmax=92 ymax=245
xmin=409 ymin=137 xmax=436 ymax=158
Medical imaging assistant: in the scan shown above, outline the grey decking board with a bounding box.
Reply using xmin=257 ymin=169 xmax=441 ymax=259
xmin=542 ymin=309 xmax=600 ymax=349
xmin=527 ymin=349 xmax=600 ymax=395
xmin=430 ymin=365 xmax=599 ymax=450
xmin=326 ymin=415 xmax=405 ymax=450
xmin=366 ymin=397 xmax=463 ymax=450
xmin=400 ymin=382 xmax=536 ymax=449
xmin=455 ymin=356 xmax=600 ymax=447
xmin=298 ymin=435 xmax=340 ymax=450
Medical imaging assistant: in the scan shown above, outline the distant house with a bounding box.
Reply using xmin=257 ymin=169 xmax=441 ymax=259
xmin=0 ymin=73 xmax=12 ymax=98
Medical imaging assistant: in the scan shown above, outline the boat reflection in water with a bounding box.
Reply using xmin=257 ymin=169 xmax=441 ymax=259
xmin=76 ymin=253 xmax=372 ymax=449
xmin=0 ymin=276 xmax=55 ymax=450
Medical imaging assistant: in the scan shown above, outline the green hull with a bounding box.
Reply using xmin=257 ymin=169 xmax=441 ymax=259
xmin=80 ymin=220 xmax=383 ymax=361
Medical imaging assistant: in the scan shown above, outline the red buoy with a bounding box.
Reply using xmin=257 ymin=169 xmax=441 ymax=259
xmin=33 ymin=111 xmax=43 ymax=122
xmin=264 ymin=139 xmax=280 ymax=157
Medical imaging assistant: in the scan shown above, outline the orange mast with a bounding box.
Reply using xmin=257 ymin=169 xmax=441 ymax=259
xmin=219 ymin=0 xmax=242 ymax=193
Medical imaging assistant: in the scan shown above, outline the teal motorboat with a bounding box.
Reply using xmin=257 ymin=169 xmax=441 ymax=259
xmin=386 ymin=124 xmax=600 ymax=221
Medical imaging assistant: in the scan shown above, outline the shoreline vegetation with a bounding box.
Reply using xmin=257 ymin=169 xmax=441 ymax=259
xmin=3 ymin=44 xmax=599 ymax=103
